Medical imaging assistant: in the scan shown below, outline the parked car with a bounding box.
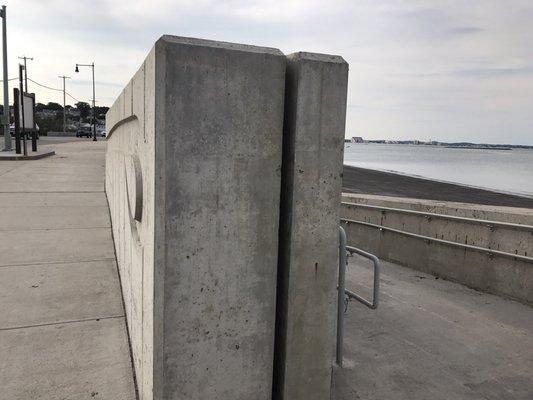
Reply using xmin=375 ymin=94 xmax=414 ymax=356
xmin=76 ymin=126 xmax=93 ymax=138
xmin=9 ymin=123 xmax=40 ymax=139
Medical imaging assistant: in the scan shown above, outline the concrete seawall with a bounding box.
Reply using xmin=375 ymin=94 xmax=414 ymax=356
xmin=341 ymin=194 xmax=533 ymax=304
xmin=106 ymin=36 xmax=348 ymax=399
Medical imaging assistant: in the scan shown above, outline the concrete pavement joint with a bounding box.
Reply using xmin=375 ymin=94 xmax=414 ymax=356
xmin=0 ymin=189 xmax=105 ymax=194
xmin=0 ymin=314 xmax=125 ymax=332
xmin=0 ymin=161 xmax=29 ymax=177
xmin=0 ymin=257 xmax=116 ymax=268
xmin=0 ymin=225 xmax=110 ymax=232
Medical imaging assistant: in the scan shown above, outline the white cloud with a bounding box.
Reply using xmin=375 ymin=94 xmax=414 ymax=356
xmin=3 ymin=0 xmax=532 ymax=144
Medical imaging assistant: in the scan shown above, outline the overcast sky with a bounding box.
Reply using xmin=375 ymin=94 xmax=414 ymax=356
xmin=4 ymin=0 xmax=533 ymax=144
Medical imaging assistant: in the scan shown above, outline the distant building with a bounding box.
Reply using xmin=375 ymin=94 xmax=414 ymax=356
xmin=351 ymin=136 xmax=364 ymax=143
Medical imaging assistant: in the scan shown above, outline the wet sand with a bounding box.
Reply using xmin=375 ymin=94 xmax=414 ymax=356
xmin=342 ymin=165 xmax=533 ymax=209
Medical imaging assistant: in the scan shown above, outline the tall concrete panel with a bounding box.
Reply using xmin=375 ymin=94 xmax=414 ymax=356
xmin=273 ymin=52 xmax=349 ymax=400
xmin=107 ymin=36 xmax=349 ymax=400
xmin=160 ymin=36 xmax=286 ymax=399
xmin=106 ymin=36 xmax=286 ymax=400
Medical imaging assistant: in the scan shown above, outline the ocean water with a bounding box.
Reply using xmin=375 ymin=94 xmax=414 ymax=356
xmin=343 ymin=143 xmax=533 ymax=197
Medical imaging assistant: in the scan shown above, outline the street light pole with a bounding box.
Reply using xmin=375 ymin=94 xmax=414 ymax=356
xmin=75 ymin=62 xmax=96 ymax=141
xmin=1 ymin=5 xmax=10 ymax=151
xmin=58 ymin=75 xmax=70 ymax=133
xmin=18 ymin=55 xmax=33 ymax=93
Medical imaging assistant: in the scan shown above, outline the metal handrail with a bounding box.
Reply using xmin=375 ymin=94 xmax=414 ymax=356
xmin=342 ymin=201 xmax=533 ymax=232
xmin=345 ymin=245 xmax=380 ymax=309
xmin=341 ymin=218 xmax=533 ymax=263
xmin=337 ymin=226 xmax=380 ymax=367
xmin=336 ymin=227 xmax=347 ymax=367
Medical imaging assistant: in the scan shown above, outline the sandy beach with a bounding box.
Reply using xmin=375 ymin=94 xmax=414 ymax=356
xmin=342 ymin=165 xmax=533 ymax=209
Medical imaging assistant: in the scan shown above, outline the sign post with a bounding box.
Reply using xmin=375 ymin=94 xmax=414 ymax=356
xmin=19 ymin=64 xmax=26 ymax=156
xmin=13 ymin=87 xmax=20 ymax=154
xmin=15 ymin=63 xmax=37 ymax=155
xmin=1 ymin=6 xmax=10 ymax=152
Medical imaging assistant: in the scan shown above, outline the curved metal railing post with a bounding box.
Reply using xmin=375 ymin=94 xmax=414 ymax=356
xmin=345 ymin=246 xmax=380 ymax=309
xmin=336 ymin=226 xmax=347 ymax=367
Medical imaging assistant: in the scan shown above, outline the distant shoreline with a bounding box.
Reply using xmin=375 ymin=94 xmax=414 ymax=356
xmin=345 ymin=141 xmax=533 ymax=150
xmin=342 ymin=165 xmax=533 ymax=209
xmin=443 ymin=145 xmax=511 ymax=151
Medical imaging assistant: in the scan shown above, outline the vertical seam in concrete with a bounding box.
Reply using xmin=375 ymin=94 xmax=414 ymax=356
xmin=272 ymin=56 xmax=300 ymax=400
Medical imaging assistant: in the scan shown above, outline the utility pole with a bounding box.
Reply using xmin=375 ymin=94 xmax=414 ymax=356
xmin=75 ymin=62 xmax=96 ymax=141
xmin=18 ymin=55 xmax=33 ymax=93
xmin=58 ymin=75 xmax=70 ymax=133
xmin=1 ymin=5 xmax=10 ymax=151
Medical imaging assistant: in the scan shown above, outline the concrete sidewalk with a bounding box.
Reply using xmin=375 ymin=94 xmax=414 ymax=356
xmin=0 ymin=140 xmax=136 ymax=399
xmin=333 ymin=254 xmax=533 ymax=400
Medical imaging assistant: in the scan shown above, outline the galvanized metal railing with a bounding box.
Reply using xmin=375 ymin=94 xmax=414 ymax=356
xmin=341 ymin=201 xmax=533 ymax=232
xmin=336 ymin=226 xmax=380 ymax=367
xmin=340 ymin=218 xmax=533 ymax=263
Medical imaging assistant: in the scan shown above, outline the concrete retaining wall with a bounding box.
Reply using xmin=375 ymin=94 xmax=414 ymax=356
xmin=341 ymin=194 xmax=533 ymax=304
xmin=106 ymin=36 xmax=348 ymax=400
xmin=105 ymin=44 xmax=158 ymax=400
xmin=274 ymin=53 xmax=348 ymax=400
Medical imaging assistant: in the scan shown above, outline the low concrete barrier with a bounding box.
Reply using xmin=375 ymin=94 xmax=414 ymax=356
xmin=341 ymin=194 xmax=533 ymax=304
xmin=106 ymin=36 xmax=347 ymax=400
xmin=46 ymin=131 xmax=76 ymax=137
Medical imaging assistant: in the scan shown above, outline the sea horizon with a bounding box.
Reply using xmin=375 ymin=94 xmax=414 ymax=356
xmin=343 ymin=143 xmax=533 ymax=198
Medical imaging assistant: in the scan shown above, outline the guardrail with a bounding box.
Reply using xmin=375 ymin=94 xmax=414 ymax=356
xmin=340 ymin=218 xmax=533 ymax=263
xmin=342 ymin=201 xmax=533 ymax=232
xmin=336 ymin=226 xmax=380 ymax=367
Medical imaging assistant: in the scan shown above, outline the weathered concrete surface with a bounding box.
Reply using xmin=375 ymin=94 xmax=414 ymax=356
xmin=106 ymin=36 xmax=286 ymax=399
xmin=0 ymin=204 xmax=110 ymax=230
xmin=341 ymin=194 xmax=533 ymax=304
xmin=0 ymin=139 xmax=104 ymax=193
xmin=0 ymin=149 xmax=55 ymax=160
xmin=0 ymin=260 xmax=123 ymax=328
xmin=0 ymin=227 xmax=115 ymax=267
xmin=0 ymin=140 xmax=136 ymax=399
xmin=1 ymin=318 xmax=134 ymax=400
xmin=274 ymin=52 xmax=348 ymax=400
xmin=161 ymin=36 xmax=286 ymax=400
xmin=332 ymin=254 xmax=533 ymax=400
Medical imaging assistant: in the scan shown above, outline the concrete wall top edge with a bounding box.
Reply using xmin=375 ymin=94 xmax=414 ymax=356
xmin=286 ymin=51 xmax=347 ymax=65
xmin=342 ymin=193 xmax=533 ymax=217
xmin=158 ymin=34 xmax=284 ymax=57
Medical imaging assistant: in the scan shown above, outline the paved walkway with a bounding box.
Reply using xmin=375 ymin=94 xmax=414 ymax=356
xmin=0 ymin=139 xmax=136 ymax=399
xmin=332 ymin=254 xmax=533 ymax=400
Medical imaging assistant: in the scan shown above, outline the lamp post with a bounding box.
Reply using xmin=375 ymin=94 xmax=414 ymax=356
xmin=75 ymin=62 xmax=96 ymax=141
xmin=1 ymin=5 xmax=10 ymax=151
xmin=58 ymin=75 xmax=70 ymax=133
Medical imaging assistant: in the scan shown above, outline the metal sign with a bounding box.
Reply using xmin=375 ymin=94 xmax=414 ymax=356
xmin=19 ymin=91 xmax=35 ymax=130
